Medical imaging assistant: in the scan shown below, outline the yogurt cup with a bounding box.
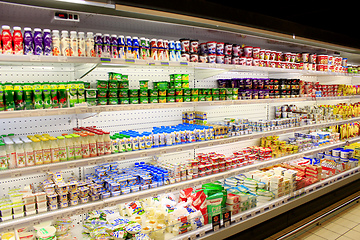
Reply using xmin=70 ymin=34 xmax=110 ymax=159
xmin=284 ymin=52 xmax=292 ymax=62
xmin=216 ymin=54 xmax=224 ymax=64
xmin=269 ymin=51 xmax=276 ymax=61
xmin=259 ymin=49 xmax=265 ymax=60
xmin=243 ymin=46 xmax=253 ymax=57
xmin=208 ymin=54 xmax=216 ymax=63
xmin=207 ymin=41 xmax=217 ymax=54
xmin=239 ymin=57 xmax=246 ymax=65
xmin=216 ymin=42 xmax=224 ymax=55
xmin=252 ymin=47 xmax=260 ymax=59
xmin=246 ymin=57 xmax=253 ymax=66
xmin=264 ymin=50 xmax=271 ymax=60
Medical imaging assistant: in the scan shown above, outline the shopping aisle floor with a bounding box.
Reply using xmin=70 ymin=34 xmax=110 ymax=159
xmin=268 ymin=202 xmax=360 ymax=240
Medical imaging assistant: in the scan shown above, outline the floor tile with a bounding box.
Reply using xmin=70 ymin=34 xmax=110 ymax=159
xmin=331 ymin=217 xmax=359 ymax=229
xmin=322 ymin=222 xmax=351 ymax=235
xmin=339 ymin=212 xmax=360 ymax=222
xmin=310 ymin=227 xmax=341 ymax=240
xmin=336 ymin=235 xmax=355 ymax=240
xmin=349 ymin=224 xmax=360 ymax=233
xmin=342 ymin=229 xmax=360 ymax=239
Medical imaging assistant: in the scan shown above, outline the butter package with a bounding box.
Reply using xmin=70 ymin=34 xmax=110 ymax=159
xmin=226 ymin=193 xmax=240 ymax=204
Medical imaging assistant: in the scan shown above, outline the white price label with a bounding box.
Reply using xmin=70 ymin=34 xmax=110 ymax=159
xmin=199 ymin=231 xmax=205 ymax=237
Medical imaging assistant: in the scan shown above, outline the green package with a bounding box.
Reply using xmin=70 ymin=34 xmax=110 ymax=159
xmin=108 ymin=80 xmax=119 ymax=89
xmin=42 ymin=82 xmax=52 ymax=109
xmin=122 ymin=75 xmax=128 ymax=81
xmin=118 ymin=89 xmax=128 ymax=98
xmin=97 ymin=98 xmax=108 ymax=105
xmin=85 ymin=89 xmax=97 ymax=99
xmin=139 ymin=97 xmax=148 ymax=104
xmin=148 ymin=89 xmax=158 ymax=97
xmin=77 ymin=82 xmax=86 ymax=103
xmin=84 ymin=82 xmax=91 ymax=89
xmin=108 ymin=89 xmax=118 ymax=98
xmin=4 ymin=82 xmax=15 ymax=111
xmin=129 ymin=97 xmax=139 ymax=104
xmin=58 ymin=83 xmax=68 ymax=108
xmin=50 ymin=83 xmax=59 ymax=108
xmin=149 ymin=96 xmax=158 ymax=103
xmin=119 ymin=80 xmax=129 ymax=89
xmin=139 ymin=80 xmax=149 ymax=89
xmin=0 ymin=84 xmax=5 ymax=111
xmin=206 ymin=192 xmax=223 ymax=223
xmin=67 ymin=81 xmax=78 ymax=107
xmin=33 ymin=82 xmax=43 ymax=109
xmin=97 ymin=80 xmax=108 ymax=89
xmin=13 ymin=83 xmax=24 ymax=110
xmin=108 ymin=98 xmax=118 ymax=105
xmin=119 ymin=98 xmax=129 ymax=104
xmin=87 ymin=98 xmax=97 ymax=106
xmin=23 ymin=83 xmax=33 ymax=110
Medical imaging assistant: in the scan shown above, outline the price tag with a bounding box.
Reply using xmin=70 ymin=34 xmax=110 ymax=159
xmin=11 ymin=171 xmax=22 ymax=178
xmin=223 ymin=211 xmax=231 ymax=228
xmin=41 ymin=167 xmax=50 ymax=173
xmin=161 ymin=62 xmax=169 ymax=65
xmin=30 ymin=55 xmax=40 ymax=61
xmin=100 ymin=57 xmax=111 ymax=62
xmin=212 ymin=214 xmax=221 ymax=232
xmin=190 ymin=234 xmax=197 ymax=240
xmin=199 ymin=231 xmax=205 ymax=237
xmin=180 ymin=62 xmax=188 ymax=66
xmin=67 ymin=163 xmax=76 ymax=169
xmin=235 ymin=217 xmax=241 ymax=223
xmin=58 ymin=56 xmax=68 ymax=62
xmin=140 ymin=152 xmax=148 ymax=157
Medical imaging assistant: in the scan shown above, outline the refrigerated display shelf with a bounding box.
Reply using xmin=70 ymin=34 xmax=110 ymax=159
xmin=1 ymin=116 xmax=358 ymax=179
xmin=0 ymin=135 xmax=359 ymax=232
xmin=174 ymin=166 xmax=360 ymax=240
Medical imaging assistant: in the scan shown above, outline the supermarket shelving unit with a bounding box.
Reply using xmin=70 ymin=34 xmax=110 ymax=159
xmin=1 ymin=0 xmax=360 ymax=239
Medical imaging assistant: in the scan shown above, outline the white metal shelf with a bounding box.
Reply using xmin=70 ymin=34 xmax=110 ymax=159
xmin=0 ymin=136 xmax=359 ymax=232
xmin=1 ymin=116 xmax=359 ymax=179
xmin=0 ymin=55 xmax=358 ymax=77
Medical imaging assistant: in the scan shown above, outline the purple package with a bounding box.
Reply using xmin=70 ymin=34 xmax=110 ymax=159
xmin=237 ymin=78 xmax=244 ymax=90
xmin=23 ymin=27 xmax=33 ymax=55
xmin=231 ymin=78 xmax=238 ymax=88
xmin=110 ymin=35 xmax=118 ymax=58
xmin=33 ymin=28 xmax=43 ymax=55
xmin=244 ymin=78 xmax=252 ymax=90
xmin=217 ymin=79 xmax=227 ymax=88
xmin=43 ymin=29 xmax=52 ymax=56
xmin=94 ymin=33 xmax=103 ymax=57
xmin=257 ymin=79 xmax=264 ymax=89
xmin=252 ymin=78 xmax=259 ymax=89
xmin=102 ymin=34 xmax=110 ymax=57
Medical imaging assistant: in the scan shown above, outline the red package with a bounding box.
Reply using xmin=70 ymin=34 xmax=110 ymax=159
xmin=179 ymin=187 xmax=193 ymax=203
xmin=191 ymin=190 xmax=207 ymax=210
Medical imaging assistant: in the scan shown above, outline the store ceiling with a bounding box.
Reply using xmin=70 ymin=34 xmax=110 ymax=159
xmin=113 ymin=0 xmax=360 ymax=50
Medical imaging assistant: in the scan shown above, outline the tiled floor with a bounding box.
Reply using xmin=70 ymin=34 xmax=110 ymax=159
xmin=287 ymin=203 xmax=360 ymax=240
